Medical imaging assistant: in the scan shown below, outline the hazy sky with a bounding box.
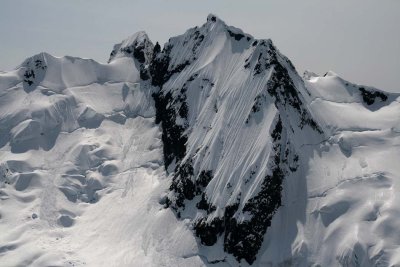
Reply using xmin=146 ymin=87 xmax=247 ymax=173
xmin=1 ymin=0 xmax=399 ymax=91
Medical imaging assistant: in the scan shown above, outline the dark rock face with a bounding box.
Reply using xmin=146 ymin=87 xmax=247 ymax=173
xmin=169 ymin=160 xmax=195 ymax=208
xmin=196 ymin=192 xmax=216 ymax=213
xmin=225 ymin=118 xmax=285 ymax=264
xmin=22 ymin=57 xmax=47 ymax=90
xmin=20 ymin=55 xmax=48 ymax=93
xmin=227 ymin=29 xmax=245 ymax=41
xmin=262 ymin=44 xmax=322 ymax=132
xmin=192 ymin=117 xmax=294 ymax=265
xmin=168 ymin=159 xmax=216 ymax=211
xmin=245 ymin=40 xmax=321 ymax=132
xmin=149 ymin=34 xmax=207 ymax=176
xmin=150 ymin=44 xmax=193 ymax=88
xmin=208 ymin=15 xmax=217 ymax=23
xmin=246 ymin=92 xmax=270 ymax=124
xmin=196 ymin=170 xmax=213 ymax=189
xmin=152 ymin=90 xmax=188 ymax=169
xmin=149 ymin=43 xmax=192 ymax=171
xmin=23 ymin=69 xmax=35 ymax=86
xmin=152 ymin=42 xmax=161 ymax=59
xmin=108 ymin=35 xmax=153 ymax=80
xmin=134 ymin=42 xmax=151 ymax=80
xmin=251 ymin=94 xmax=265 ymax=113
xmin=132 ymin=46 xmax=146 ymax=64
xmin=149 ymin=45 xmax=171 ymax=87
xmin=194 ymin=216 xmax=224 ymax=246
xmin=149 ymin=42 xmax=211 ymax=213
xmin=359 ymin=87 xmax=388 ymax=105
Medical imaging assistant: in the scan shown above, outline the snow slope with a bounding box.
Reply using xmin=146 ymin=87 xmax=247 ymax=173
xmin=1 ymin=14 xmax=400 ymax=267
xmin=252 ymin=72 xmax=400 ymax=266
xmin=0 ymin=38 xmax=204 ymax=267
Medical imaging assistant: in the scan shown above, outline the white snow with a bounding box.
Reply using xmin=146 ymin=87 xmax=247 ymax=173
xmin=1 ymin=15 xmax=400 ymax=267
xmin=0 ymin=51 xmax=205 ymax=267
xmin=258 ymin=73 xmax=400 ymax=266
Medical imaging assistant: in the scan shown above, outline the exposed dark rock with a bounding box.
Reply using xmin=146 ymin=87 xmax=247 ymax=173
xmin=359 ymin=87 xmax=388 ymax=105
xmin=227 ymin=29 xmax=245 ymax=41
xmin=152 ymin=42 xmax=161 ymax=58
xmin=133 ymin=46 xmax=146 ymax=64
xmin=108 ymin=36 xmax=153 ymax=80
xmin=197 ymin=193 xmax=210 ymax=210
xmin=262 ymin=44 xmax=322 ymax=133
xmin=152 ymin=90 xmax=188 ymax=168
xmin=139 ymin=69 xmax=150 ymax=80
xmin=149 ymin=45 xmax=172 ymax=87
xmin=194 ymin=217 xmax=224 ymax=246
xmin=271 ymin=117 xmax=283 ymax=141
xmin=246 ymin=93 xmax=268 ymax=123
xmin=23 ymin=69 xmax=35 ymax=85
xmin=150 ymin=49 xmax=191 ymax=87
xmin=192 ymin=117 xmax=291 ymax=264
xmin=149 ymin=43 xmax=193 ymax=171
xmin=34 ymin=59 xmax=45 ymax=68
xmin=22 ymin=58 xmax=47 ymax=90
xmin=196 ymin=170 xmax=213 ymax=188
xmin=192 ymin=31 xmax=205 ymax=53
xmin=251 ymin=94 xmax=265 ymax=113
xmin=223 ymin=118 xmax=285 ymax=264
xmin=170 ymin=159 xmax=196 ymax=208
xmin=170 ymin=165 xmax=215 ymax=210
xmin=208 ymin=15 xmax=217 ymax=22
xmin=197 ymin=193 xmax=217 ymax=214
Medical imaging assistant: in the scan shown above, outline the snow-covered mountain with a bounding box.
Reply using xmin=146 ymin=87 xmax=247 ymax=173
xmin=1 ymin=14 xmax=400 ymax=267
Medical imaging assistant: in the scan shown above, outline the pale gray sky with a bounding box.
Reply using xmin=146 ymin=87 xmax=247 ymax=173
xmin=1 ymin=0 xmax=399 ymax=91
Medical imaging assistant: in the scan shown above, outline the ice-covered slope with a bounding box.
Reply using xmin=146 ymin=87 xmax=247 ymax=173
xmin=247 ymin=72 xmax=400 ymax=266
xmin=276 ymin=72 xmax=400 ymax=266
xmin=0 ymin=37 xmax=204 ymax=267
xmin=1 ymin=14 xmax=400 ymax=267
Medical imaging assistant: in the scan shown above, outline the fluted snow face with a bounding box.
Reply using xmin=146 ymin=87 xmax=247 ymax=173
xmin=150 ymin=14 xmax=322 ymax=264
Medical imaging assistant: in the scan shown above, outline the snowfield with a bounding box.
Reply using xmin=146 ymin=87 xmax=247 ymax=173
xmin=1 ymin=15 xmax=400 ymax=267
xmin=0 ymin=53 xmax=203 ymax=266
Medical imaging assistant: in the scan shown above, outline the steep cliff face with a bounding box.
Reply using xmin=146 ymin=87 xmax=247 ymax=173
xmin=149 ymin=14 xmax=323 ymax=264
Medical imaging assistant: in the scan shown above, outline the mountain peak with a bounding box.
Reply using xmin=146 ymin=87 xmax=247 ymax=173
xmin=203 ymin=13 xmax=253 ymax=41
xmin=108 ymin=31 xmax=154 ymax=64
xmin=206 ymin=13 xmax=223 ymax=24
xmin=323 ymin=70 xmax=338 ymax=77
